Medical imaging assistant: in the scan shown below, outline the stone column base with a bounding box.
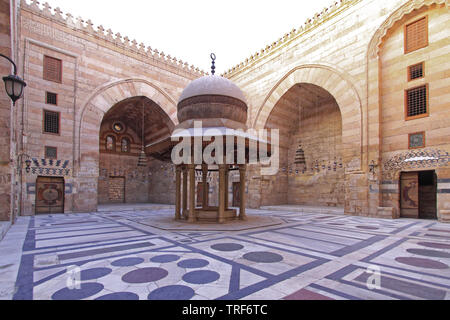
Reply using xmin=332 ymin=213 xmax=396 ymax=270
xmin=439 ymin=210 xmax=450 ymax=223
xmin=377 ymin=207 xmax=397 ymax=219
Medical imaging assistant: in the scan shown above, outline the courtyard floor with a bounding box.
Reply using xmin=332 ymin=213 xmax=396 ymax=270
xmin=1 ymin=207 xmax=450 ymax=300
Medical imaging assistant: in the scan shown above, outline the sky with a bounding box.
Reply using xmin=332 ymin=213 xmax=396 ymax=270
xmin=38 ymin=0 xmax=335 ymax=74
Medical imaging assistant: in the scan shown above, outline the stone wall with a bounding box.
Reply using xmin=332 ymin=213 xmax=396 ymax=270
xmin=10 ymin=0 xmax=450 ymax=220
xmin=147 ymin=159 xmax=175 ymax=205
xmin=18 ymin=0 xmax=204 ymax=214
xmin=0 ymin=0 xmax=12 ymax=221
xmin=228 ymin=0 xmax=449 ymax=218
xmin=98 ymin=153 xmax=149 ymax=204
xmin=379 ymin=3 xmax=450 ymax=219
xmin=261 ymin=84 xmax=344 ymax=207
xmin=287 ymin=100 xmax=344 ymax=207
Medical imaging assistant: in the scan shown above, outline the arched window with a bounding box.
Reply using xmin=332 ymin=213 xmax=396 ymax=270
xmin=121 ymin=138 xmax=130 ymax=153
xmin=106 ymin=135 xmax=116 ymax=151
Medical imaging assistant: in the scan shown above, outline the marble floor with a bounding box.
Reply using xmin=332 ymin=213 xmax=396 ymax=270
xmin=1 ymin=207 xmax=449 ymax=300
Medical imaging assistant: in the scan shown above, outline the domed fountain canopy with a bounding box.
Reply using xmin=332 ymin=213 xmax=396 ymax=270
xmin=146 ymin=54 xmax=271 ymax=163
xmin=178 ymin=74 xmax=247 ymax=104
xmin=177 ymin=54 xmax=248 ymax=127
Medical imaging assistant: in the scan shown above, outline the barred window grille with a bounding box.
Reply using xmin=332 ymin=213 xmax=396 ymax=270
xmin=44 ymin=110 xmax=60 ymax=134
xmin=45 ymin=146 xmax=57 ymax=159
xmin=405 ymin=17 xmax=428 ymax=54
xmin=46 ymin=92 xmax=57 ymax=105
xmin=409 ymin=63 xmax=424 ymax=81
xmin=406 ymin=85 xmax=428 ymax=118
xmin=43 ymin=56 xmax=62 ymax=83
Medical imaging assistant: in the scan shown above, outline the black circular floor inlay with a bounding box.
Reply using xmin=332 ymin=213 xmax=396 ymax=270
xmin=211 ymin=243 xmax=244 ymax=252
xmin=243 ymin=251 xmax=284 ymax=263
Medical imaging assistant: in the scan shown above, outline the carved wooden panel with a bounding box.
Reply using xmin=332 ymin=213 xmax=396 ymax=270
xmin=233 ymin=182 xmax=241 ymax=207
xmin=400 ymin=172 xmax=419 ymax=218
xmin=196 ymin=182 xmax=209 ymax=207
xmin=36 ymin=177 xmax=65 ymax=214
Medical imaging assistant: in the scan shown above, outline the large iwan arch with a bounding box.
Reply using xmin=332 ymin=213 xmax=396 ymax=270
xmin=254 ymin=65 xmax=363 ymax=171
xmin=73 ymin=79 xmax=178 ymax=211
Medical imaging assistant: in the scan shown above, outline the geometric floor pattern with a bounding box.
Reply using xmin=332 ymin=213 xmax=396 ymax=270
xmin=2 ymin=208 xmax=450 ymax=300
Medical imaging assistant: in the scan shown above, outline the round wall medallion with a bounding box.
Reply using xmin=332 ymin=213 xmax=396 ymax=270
xmin=112 ymin=122 xmax=125 ymax=133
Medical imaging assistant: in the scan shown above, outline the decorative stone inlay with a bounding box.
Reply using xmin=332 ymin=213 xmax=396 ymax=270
xmin=383 ymin=149 xmax=450 ymax=173
xmin=243 ymin=251 xmax=284 ymax=263
xmin=80 ymin=268 xmax=112 ymax=281
xmin=182 ymin=270 xmax=220 ymax=285
xmin=148 ymin=285 xmax=195 ymax=300
xmin=356 ymin=226 xmax=379 ymax=230
xmin=150 ymin=255 xmax=180 ymax=263
xmin=111 ymin=257 xmax=144 ymax=267
xmin=51 ymin=283 xmax=104 ymax=300
xmin=418 ymin=242 xmax=450 ymax=250
xmin=395 ymin=257 xmax=448 ymax=269
xmin=177 ymin=259 xmax=209 ymax=269
xmin=122 ymin=267 xmax=168 ymax=284
xmin=211 ymin=243 xmax=244 ymax=252
xmin=95 ymin=292 xmax=139 ymax=300
xmin=406 ymin=249 xmax=450 ymax=258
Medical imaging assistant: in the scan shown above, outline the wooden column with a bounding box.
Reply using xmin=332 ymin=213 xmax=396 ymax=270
xmin=182 ymin=167 xmax=188 ymax=219
xmin=239 ymin=165 xmax=247 ymax=221
xmin=202 ymin=164 xmax=208 ymax=209
xmin=175 ymin=166 xmax=182 ymax=220
xmin=188 ymin=164 xmax=196 ymax=223
xmin=224 ymin=166 xmax=229 ymax=210
xmin=218 ymin=164 xmax=226 ymax=223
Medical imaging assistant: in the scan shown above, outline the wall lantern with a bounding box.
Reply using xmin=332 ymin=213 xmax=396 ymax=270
xmin=25 ymin=158 xmax=32 ymax=173
xmin=1 ymin=54 xmax=27 ymax=105
xmin=369 ymin=160 xmax=378 ymax=174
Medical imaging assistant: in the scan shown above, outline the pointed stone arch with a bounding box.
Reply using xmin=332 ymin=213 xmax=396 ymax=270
xmin=73 ymin=79 xmax=178 ymax=212
xmin=365 ymin=0 xmax=448 ymax=216
xmin=254 ymin=64 xmax=363 ymax=171
xmin=368 ymin=0 xmax=448 ymax=59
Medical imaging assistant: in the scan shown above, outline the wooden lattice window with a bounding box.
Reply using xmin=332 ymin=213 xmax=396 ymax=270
xmin=45 ymin=146 xmax=57 ymax=159
xmin=43 ymin=55 xmax=62 ymax=83
xmin=43 ymin=110 xmax=60 ymax=134
xmin=408 ymin=62 xmax=424 ymax=81
xmin=405 ymin=85 xmax=428 ymax=120
xmin=46 ymin=92 xmax=58 ymax=105
xmin=405 ymin=16 xmax=428 ymax=54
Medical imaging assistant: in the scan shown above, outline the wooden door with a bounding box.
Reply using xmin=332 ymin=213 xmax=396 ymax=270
xmin=400 ymin=172 xmax=419 ymax=218
xmin=233 ymin=182 xmax=241 ymax=207
xmin=108 ymin=177 xmax=125 ymax=203
xmin=419 ymin=171 xmax=437 ymax=220
xmin=36 ymin=177 xmax=65 ymax=214
xmin=196 ymin=182 xmax=209 ymax=207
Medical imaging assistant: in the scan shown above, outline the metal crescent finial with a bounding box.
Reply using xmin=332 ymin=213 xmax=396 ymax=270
xmin=210 ymin=53 xmax=216 ymax=75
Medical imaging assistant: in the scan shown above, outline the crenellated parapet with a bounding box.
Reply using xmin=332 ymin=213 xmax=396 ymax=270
xmin=21 ymin=0 xmax=207 ymax=77
xmin=222 ymin=0 xmax=362 ymax=77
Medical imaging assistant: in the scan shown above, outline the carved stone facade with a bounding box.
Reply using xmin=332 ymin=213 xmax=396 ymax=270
xmin=0 ymin=0 xmax=449 ymax=222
